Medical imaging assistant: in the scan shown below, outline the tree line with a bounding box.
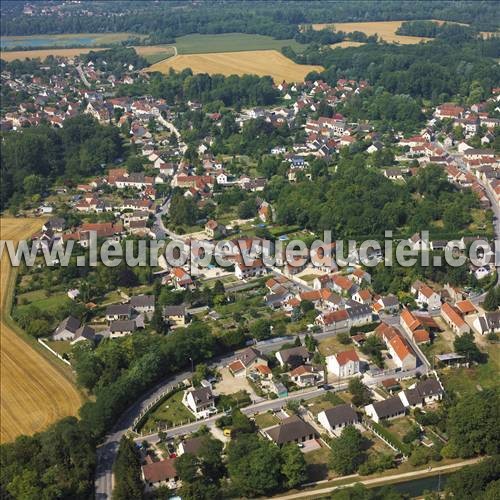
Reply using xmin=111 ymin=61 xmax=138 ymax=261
xmin=2 ymin=1 xmax=499 ymax=39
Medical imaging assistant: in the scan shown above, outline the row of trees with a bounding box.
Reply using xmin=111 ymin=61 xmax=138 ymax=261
xmin=3 ymin=1 xmax=499 ymax=38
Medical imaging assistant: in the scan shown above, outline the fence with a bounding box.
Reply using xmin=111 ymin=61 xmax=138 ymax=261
xmin=132 ymin=383 xmax=186 ymax=432
xmin=363 ymin=418 xmax=410 ymax=458
xmin=38 ymin=338 xmax=71 ymax=366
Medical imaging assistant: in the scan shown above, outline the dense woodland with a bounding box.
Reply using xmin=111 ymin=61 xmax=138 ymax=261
xmin=265 ymin=161 xmax=479 ymax=239
xmin=0 ymin=115 xmax=123 ymax=211
xmin=2 ymin=1 xmax=499 ymax=39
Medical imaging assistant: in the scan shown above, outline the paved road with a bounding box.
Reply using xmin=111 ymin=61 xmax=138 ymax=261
xmin=76 ymin=64 xmax=91 ymax=88
xmin=274 ymin=457 xmax=484 ymax=499
xmin=133 ymin=363 xmax=423 ymax=446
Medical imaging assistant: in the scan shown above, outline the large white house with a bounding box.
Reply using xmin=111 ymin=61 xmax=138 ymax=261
xmin=326 ymin=349 xmax=360 ymax=378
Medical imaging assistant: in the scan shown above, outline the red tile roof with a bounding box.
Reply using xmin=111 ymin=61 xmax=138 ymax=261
xmin=336 ymin=349 xmax=359 ymax=365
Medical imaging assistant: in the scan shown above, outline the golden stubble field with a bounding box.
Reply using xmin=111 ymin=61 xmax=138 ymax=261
xmin=0 ymin=45 xmax=174 ymax=63
xmin=0 ymin=47 xmax=107 ymax=62
xmin=312 ymin=20 xmax=433 ymax=44
xmin=0 ymin=217 xmax=82 ymax=443
xmin=146 ymin=49 xmax=324 ymax=83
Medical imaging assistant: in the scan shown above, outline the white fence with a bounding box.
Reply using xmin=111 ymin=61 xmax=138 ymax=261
xmin=38 ymin=338 xmax=71 ymax=366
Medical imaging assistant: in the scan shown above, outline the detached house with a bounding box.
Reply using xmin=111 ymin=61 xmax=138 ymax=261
xmin=182 ymin=387 xmax=216 ymax=418
xmin=105 ymin=304 xmax=132 ymax=322
xmin=163 ymin=305 xmax=187 ymax=328
xmin=52 ymin=316 xmax=95 ymax=344
xmin=364 ymin=397 xmax=406 ymax=423
xmin=398 ymin=378 xmax=444 ymax=408
xmin=142 ymin=458 xmax=178 ymax=492
xmin=264 ymin=415 xmax=318 ymax=446
xmin=276 ymin=346 xmax=311 ymax=369
xmin=411 ymin=281 xmax=441 ymax=310
xmin=229 ymin=347 xmax=268 ymax=377
xmin=130 ymin=295 xmax=155 ymax=316
xmin=473 ymin=311 xmax=500 ymax=335
xmin=318 ymin=404 xmax=360 ymax=436
xmin=289 ymin=365 xmax=321 ymax=387
xmin=326 ymin=349 xmax=360 ymax=378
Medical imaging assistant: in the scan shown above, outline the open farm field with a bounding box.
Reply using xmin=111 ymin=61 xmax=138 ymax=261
xmin=146 ymin=49 xmax=323 ymax=83
xmin=173 ymin=32 xmax=305 ymax=54
xmin=0 ymin=218 xmax=82 ymax=443
xmin=0 ymin=47 xmax=106 ymax=61
xmin=0 ymin=32 xmax=142 ymax=49
xmin=312 ymin=21 xmax=433 ymax=44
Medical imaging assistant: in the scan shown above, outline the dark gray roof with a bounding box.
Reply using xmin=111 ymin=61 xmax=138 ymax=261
xmin=371 ymin=397 xmax=406 ymax=419
xmin=381 ymin=295 xmax=399 ymax=307
xmin=402 ymin=388 xmax=422 ymax=406
xmin=485 ymin=311 xmax=500 ymax=330
xmin=106 ymin=304 xmax=132 ymax=316
xmin=415 ymin=378 xmax=443 ymax=397
xmin=278 ymin=346 xmax=310 ymax=365
xmin=74 ymin=325 xmax=95 ymax=341
xmin=163 ymin=305 xmax=186 ymax=317
xmin=266 ymin=415 xmax=318 ymax=445
xmin=56 ymin=316 xmax=80 ymax=334
xmin=189 ymin=387 xmax=214 ymax=405
xmin=346 ymin=303 xmax=372 ymax=319
xmin=320 ymin=404 xmax=359 ymax=427
xmin=236 ymin=347 xmax=263 ymax=367
xmin=130 ymin=295 xmax=155 ymax=308
xmin=110 ymin=319 xmax=136 ymax=332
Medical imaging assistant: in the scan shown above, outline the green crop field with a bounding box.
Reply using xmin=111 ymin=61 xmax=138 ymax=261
xmin=173 ymin=33 xmax=306 ymax=54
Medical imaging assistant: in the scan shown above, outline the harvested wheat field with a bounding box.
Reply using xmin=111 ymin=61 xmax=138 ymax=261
xmin=312 ymin=21 xmax=432 ymax=44
xmin=0 ymin=218 xmax=82 ymax=443
xmin=146 ymin=50 xmax=323 ymax=83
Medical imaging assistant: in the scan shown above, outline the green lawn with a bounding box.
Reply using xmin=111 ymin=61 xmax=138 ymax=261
xmin=17 ymin=292 xmax=71 ymax=316
xmin=385 ymin=417 xmax=415 ymax=442
xmin=307 ymin=392 xmax=346 ymax=416
xmin=45 ymin=340 xmax=73 ymax=356
xmin=141 ymin=391 xmax=193 ymax=433
xmin=440 ymin=349 xmax=499 ymax=395
xmin=173 ymin=33 xmax=306 ymax=55
xmin=304 ymin=446 xmax=331 ymax=482
xmin=253 ymin=411 xmax=280 ymax=429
